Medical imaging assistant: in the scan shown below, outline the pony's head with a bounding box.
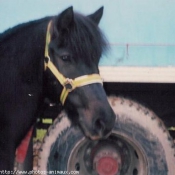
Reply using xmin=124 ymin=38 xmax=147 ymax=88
xmin=45 ymin=6 xmax=115 ymax=140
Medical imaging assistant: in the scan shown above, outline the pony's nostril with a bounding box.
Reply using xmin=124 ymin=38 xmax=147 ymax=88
xmin=94 ymin=118 xmax=106 ymax=134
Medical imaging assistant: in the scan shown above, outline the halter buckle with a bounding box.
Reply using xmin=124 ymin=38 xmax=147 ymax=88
xmin=64 ymin=78 xmax=74 ymax=92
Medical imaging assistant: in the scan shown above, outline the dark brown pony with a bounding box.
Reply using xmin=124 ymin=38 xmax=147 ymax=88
xmin=0 ymin=7 xmax=115 ymax=170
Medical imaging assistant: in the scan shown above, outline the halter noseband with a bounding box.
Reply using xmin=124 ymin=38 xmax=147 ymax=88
xmin=44 ymin=21 xmax=103 ymax=105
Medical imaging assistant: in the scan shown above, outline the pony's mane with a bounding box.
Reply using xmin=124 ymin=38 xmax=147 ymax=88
xmin=0 ymin=11 xmax=108 ymax=64
xmin=0 ymin=17 xmax=51 ymax=44
xmin=62 ymin=12 xmax=108 ymax=64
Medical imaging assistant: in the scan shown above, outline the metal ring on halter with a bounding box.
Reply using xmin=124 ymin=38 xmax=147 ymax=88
xmin=44 ymin=56 xmax=51 ymax=63
xmin=63 ymin=78 xmax=74 ymax=92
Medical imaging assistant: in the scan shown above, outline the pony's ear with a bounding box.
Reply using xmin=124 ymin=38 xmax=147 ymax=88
xmin=55 ymin=6 xmax=74 ymax=32
xmin=88 ymin=7 xmax=104 ymax=25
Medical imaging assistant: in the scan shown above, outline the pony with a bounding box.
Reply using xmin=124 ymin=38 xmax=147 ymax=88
xmin=0 ymin=6 xmax=115 ymax=170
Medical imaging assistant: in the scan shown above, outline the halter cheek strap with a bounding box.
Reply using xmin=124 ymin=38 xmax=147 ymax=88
xmin=44 ymin=21 xmax=103 ymax=105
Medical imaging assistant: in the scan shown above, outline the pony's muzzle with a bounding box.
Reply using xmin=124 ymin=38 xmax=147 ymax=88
xmin=94 ymin=118 xmax=106 ymax=137
xmin=93 ymin=114 xmax=115 ymax=140
xmin=79 ymin=108 xmax=116 ymax=140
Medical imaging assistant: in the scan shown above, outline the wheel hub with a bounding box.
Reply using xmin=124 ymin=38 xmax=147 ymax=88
xmin=92 ymin=143 xmax=121 ymax=175
xmin=67 ymin=135 xmax=147 ymax=175
xmin=96 ymin=157 xmax=118 ymax=175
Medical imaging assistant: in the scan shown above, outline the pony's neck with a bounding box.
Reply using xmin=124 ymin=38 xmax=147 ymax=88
xmin=0 ymin=17 xmax=52 ymax=60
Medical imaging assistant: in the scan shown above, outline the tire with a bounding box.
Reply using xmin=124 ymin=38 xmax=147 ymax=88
xmin=38 ymin=96 xmax=175 ymax=175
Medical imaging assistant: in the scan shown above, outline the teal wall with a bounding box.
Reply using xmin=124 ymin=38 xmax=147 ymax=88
xmin=0 ymin=0 xmax=175 ymax=67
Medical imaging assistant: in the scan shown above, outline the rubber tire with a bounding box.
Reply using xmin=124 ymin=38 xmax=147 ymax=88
xmin=38 ymin=96 xmax=175 ymax=175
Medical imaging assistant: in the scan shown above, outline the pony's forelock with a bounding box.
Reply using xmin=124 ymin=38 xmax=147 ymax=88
xmin=62 ymin=13 xmax=108 ymax=65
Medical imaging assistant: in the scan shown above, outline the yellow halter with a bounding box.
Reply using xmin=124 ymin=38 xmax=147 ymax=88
xmin=44 ymin=21 xmax=103 ymax=105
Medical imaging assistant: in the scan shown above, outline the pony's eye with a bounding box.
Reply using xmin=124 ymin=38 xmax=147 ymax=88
xmin=61 ymin=55 xmax=71 ymax=61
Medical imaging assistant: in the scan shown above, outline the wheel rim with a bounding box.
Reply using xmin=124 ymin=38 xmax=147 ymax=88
xmin=67 ymin=132 xmax=148 ymax=175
